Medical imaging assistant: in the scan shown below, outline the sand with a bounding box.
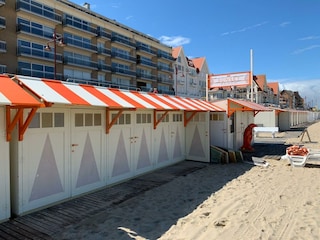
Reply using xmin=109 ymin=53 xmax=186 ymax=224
xmin=54 ymin=121 xmax=320 ymax=240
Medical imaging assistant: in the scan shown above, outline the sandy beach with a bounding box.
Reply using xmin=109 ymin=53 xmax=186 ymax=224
xmin=54 ymin=121 xmax=320 ymax=240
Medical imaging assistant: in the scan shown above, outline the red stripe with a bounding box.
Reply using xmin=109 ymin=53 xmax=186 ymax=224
xmin=149 ymin=94 xmax=180 ymax=110
xmin=134 ymin=92 xmax=167 ymax=110
xmin=110 ymin=89 xmax=147 ymax=109
xmin=0 ymin=75 xmax=40 ymax=106
xmin=43 ymin=80 xmax=90 ymax=105
xmin=82 ymin=85 xmax=123 ymax=107
xmin=170 ymin=96 xmax=196 ymax=110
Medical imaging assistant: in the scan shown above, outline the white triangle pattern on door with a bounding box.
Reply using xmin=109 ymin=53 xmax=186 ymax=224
xmin=76 ymin=133 xmax=100 ymax=188
xmin=29 ymin=134 xmax=63 ymax=201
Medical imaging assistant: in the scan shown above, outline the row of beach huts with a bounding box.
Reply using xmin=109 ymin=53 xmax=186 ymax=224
xmin=1 ymin=74 xmax=319 ymax=222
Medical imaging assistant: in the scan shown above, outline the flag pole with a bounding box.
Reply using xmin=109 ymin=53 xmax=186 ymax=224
xmin=250 ymin=49 xmax=253 ymax=102
xmin=206 ymin=74 xmax=208 ymax=101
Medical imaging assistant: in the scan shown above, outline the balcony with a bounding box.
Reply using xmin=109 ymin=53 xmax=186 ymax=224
xmin=157 ymin=76 xmax=173 ymax=84
xmin=157 ymin=51 xmax=175 ymax=61
xmin=63 ymin=16 xmax=97 ymax=35
xmin=64 ymin=37 xmax=97 ymax=52
xmin=0 ymin=41 xmax=6 ymax=53
xmin=97 ymin=27 xmax=111 ymax=39
xmin=112 ymin=67 xmax=136 ymax=77
xmin=98 ymin=63 xmax=112 ymax=72
xmin=64 ymin=56 xmax=97 ymax=69
xmin=111 ymin=52 xmax=136 ymax=63
xmin=137 ymin=58 xmax=157 ymax=68
xmin=111 ymin=36 xmax=136 ymax=48
xmin=16 ymin=0 xmax=62 ymax=23
xmin=17 ymin=23 xmax=53 ymax=39
xmin=97 ymin=47 xmax=111 ymax=56
xmin=136 ymin=72 xmax=157 ymax=82
xmin=0 ymin=17 xmax=5 ymax=30
xmin=136 ymin=45 xmax=156 ymax=56
xmin=158 ymin=65 xmax=173 ymax=73
xmin=17 ymin=45 xmax=63 ymax=63
xmin=0 ymin=65 xmax=6 ymax=74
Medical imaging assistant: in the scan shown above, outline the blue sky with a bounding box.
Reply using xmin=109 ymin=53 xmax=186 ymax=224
xmin=71 ymin=0 xmax=320 ymax=107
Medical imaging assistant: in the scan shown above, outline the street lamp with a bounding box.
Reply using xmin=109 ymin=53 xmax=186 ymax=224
xmin=44 ymin=29 xmax=65 ymax=80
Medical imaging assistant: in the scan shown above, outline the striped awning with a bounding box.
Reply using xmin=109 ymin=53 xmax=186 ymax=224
xmin=15 ymin=75 xmax=223 ymax=112
xmin=212 ymin=98 xmax=270 ymax=117
xmin=0 ymin=75 xmax=41 ymax=106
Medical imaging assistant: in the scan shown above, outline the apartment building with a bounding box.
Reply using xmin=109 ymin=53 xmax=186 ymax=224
xmin=208 ymin=73 xmax=280 ymax=106
xmin=172 ymin=46 xmax=210 ymax=98
xmin=0 ymin=0 xmax=175 ymax=94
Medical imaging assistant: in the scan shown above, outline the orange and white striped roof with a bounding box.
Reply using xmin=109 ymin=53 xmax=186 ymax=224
xmin=15 ymin=76 xmax=223 ymax=112
xmin=0 ymin=75 xmax=41 ymax=106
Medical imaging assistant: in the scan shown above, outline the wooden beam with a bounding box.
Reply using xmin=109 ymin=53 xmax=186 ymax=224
xmin=153 ymin=110 xmax=169 ymax=129
xmin=184 ymin=111 xmax=197 ymax=127
xmin=106 ymin=109 xmax=124 ymax=134
xmin=6 ymin=106 xmax=39 ymax=141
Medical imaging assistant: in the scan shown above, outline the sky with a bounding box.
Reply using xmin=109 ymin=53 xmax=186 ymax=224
xmin=71 ymin=0 xmax=320 ymax=107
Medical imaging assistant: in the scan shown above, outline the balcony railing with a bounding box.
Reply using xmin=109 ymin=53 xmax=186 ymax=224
xmin=112 ymin=67 xmax=136 ymax=77
xmin=63 ymin=17 xmax=97 ymax=35
xmin=98 ymin=63 xmax=112 ymax=72
xmin=97 ymin=27 xmax=111 ymax=39
xmin=16 ymin=0 xmax=62 ymax=23
xmin=136 ymin=73 xmax=157 ymax=81
xmin=0 ymin=17 xmax=5 ymax=30
xmin=136 ymin=45 xmax=156 ymax=55
xmin=97 ymin=47 xmax=111 ymax=56
xmin=17 ymin=23 xmax=53 ymax=39
xmin=17 ymin=46 xmax=63 ymax=62
xmin=64 ymin=56 xmax=97 ymax=69
xmin=0 ymin=41 xmax=6 ymax=53
xmin=137 ymin=59 xmax=157 ymax=68
xmin=111 ymin=52 xmax=136 ymax=62
xmin=64 ymin=38 xmax=97 ymax=52
xmin=111 ymin=36 xmax=136 ymax=48
xmin=158 ymin=65 xmax=173 ymax=73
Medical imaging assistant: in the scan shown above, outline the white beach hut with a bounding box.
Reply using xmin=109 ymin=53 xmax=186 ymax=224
xmin=8 ymin=75 xmax=220 ymax=216
xmin=211 ymin=98 xmax=270 ymax=150
xmin=0 ymin=75 xmax=42 ymax=222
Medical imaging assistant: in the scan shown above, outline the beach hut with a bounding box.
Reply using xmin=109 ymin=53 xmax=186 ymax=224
xmin=210 ymin=98 xmax=270 ymax=150
xmin=0 ymin=75 xmax=42 ymax=221
xmin=8 ymin=75 xmax=220 ymax=216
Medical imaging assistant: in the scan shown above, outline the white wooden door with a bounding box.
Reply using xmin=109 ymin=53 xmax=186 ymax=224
xmin=70 ymin=109 xmax=105 ymax=197
xmin=107 ymin=111 xmax=134 ymax=184
xmin=186 ymin=112 xmax=210 ymax=162
xmin=132 ymin=111 xmax=153 ymax=175
xmin=210 ymin=112 xmax=227 ymax=149
xmin=19 ymin=108 xmax=70 ymax=214
xmin=171 ymin=112 xmax=185 ymax=163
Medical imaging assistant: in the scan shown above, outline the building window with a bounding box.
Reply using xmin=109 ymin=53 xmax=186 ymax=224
xmin=136 ymin=113 xmax=151 ymax=124
xmin=111 ymin=113 xmax=131 ymax=125
xmin=173 ymin=113 xmax=183 ymax=122
xmin=29 ymin=112 xmax=65 ymax=128
xmin=75 ymin=112 xmax=102 ymax=127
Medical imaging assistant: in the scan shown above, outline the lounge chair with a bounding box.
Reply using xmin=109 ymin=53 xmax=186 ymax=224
xmin=287 ymin=148 xmax=320 ymax=167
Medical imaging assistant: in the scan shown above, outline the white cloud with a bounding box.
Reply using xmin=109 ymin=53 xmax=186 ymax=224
xmin=221 ymin=21 xmax=268 ymax=36
xmin=158 ymin=36 xmax=191 ymax=47
xmin=292 ymin=45 xmax=320 ymax=54
xmin=279 ymin=21 xmax=291 ymax=27
xmin=298 ymin=36 xmax=320 ymax=41
xmin=279 ymin=79 xmax=320 ymax=107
